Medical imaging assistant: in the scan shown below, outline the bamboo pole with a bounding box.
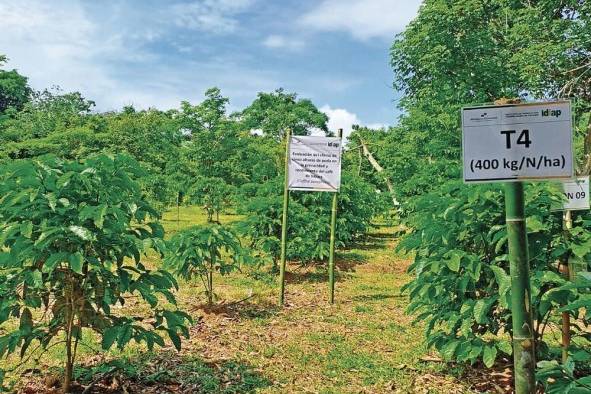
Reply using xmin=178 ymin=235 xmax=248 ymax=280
xmin=279 ymin=129 xmax=291 ymax=306
xmin=505 ymin=182 xmax=536 ymax=393
xmin=328 ymin=128 xmax=343 ymax=304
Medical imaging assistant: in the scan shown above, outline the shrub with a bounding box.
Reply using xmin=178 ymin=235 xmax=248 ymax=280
xmin=398 ymin=181 xmax=591 ymax=370
xmin=187 ymin=176 xmax=236 ymax=223
xmin=164 ymin=224 xmax=252 ymax=305
xmin=238 ymin=173 xmax=388 ymax=266
xmin=0 ymin=154 xmax=191 ymax=392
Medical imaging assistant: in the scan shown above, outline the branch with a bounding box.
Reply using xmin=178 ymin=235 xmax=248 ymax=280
xmin=356 ymin=136 xmax=399 ymax=207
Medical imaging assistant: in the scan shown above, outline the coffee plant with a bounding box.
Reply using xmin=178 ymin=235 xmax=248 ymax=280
xmin=187 ymin=176 xmax=237 ymax=223
xmin=0 ymin=154 xmax=191 ymax=392
xmin=238 ymin=173 xmax=388 ymax=266
xmin=398 ymin=181 xmax=591 ymax=375
xmin=165 ymin=224 xmax=252 ymax=305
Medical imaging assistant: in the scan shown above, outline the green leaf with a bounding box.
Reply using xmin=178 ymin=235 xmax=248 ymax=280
xmin=473 ymin=299 xmax=489 ymax=324
xmin=0 ymin=253 xmax=11 ymax=268
xmin=483 ymin=345 xmax=497 ymax=368
xmin=20 ymin=222 xmax=33 ymax=238
xmin=527 ymin=216 xmax=546 ymax=233
xmin=19 ymin=308 xmax=33 ymax=335
xmin=446 ymin=253 xmax=461 ymax=272
xmin=571 ymin=242 xmax=591 ymax=259
xmin=69 ymin=253 xmax=84 ymax=274
xmin=440 ymin=340 xmax=459 ymax=361
xmin=93 ymin=204 xmax=108 ymax=229
xmin=68 ymin=225 xmax=94 ymax=241
xmin=43 ymin=253 xmax=68 ymax=273
xmin=102 ymin=327 xmax=119 ymax=350
xmin=46 ymin=193 xmax=57 ymax=211
xmin=117 ymin=325 xmax=132 ymax=349
xmin=490 ymin=265 xmax=511 ymax=306
xmin=167 ymin=329 xmax=182 ymax=351
xmin=496 ymin=340 xmax=512 ymax=356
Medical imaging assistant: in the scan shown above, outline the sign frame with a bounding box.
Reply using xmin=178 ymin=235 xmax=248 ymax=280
xmin=461 ymin=100 xmax=574 ymax=184
xmin=555 ymin=176 xmax=590 ymax=211
xmin=287 ymin=135 xmax=343 ymax=193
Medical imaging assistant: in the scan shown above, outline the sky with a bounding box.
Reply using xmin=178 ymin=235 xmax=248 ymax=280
xmin=0 ymin=0 xmax=422 ymax=136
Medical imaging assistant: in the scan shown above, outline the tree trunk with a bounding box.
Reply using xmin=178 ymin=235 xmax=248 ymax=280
xmin=357 ymin=145 xmax=362 ymax=176
xmin=63 ymin=281 xmax=75 ymax=394
xmin=207 ymin=260 xmax=214 ymax=306
xmin=583 ymin=115 xmax=591 ymax=175
xmin=177 ymin=194 xmax=180 ymax=230
xmin=357 ymin=136 xmax=399 ymax=206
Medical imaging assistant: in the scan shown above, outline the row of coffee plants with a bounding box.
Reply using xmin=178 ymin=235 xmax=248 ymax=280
xmin=0 ymin=154 xmax=253 ymax=392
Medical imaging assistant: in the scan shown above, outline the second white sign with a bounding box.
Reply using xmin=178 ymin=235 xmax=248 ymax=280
xmin=288 ymin=136 xmax=342 ymax=192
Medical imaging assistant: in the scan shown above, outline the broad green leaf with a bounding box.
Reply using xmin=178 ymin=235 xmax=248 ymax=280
xmin=117 ymin=325 xmax=132 ymax=349
xmin=20 ymin=222 xmax=33 ymax=238
xmin=19 ymin=308 xmax=33 ymax=334
xmin=46 ymin=193 xmax=57 ymax=211
xmin=69 ymin=253 xmax=84 ymax=274
xmin=102 ymin=327 xmax=119 ymax=350
xmin=473 ymin=299 xmax=489 ymax=324
xmin=446 ymin=253 xmax=461 ymax=272
xmin=43 ymin=253 xmax=68 ymax=273
xmin=571 ymin=242 xmax=591 ymax=259
xmin=483 ymin=345 xmax=497 ymax=368
xmin=0 ymin=253 xmax=11 ymax=267
xmin=496 ymin=340 xmax=512 ymax=356
xmin=440 ymin=340 xmax=459 ymax=361
xmin=167 ymin=329 xmax=182 ymax=351
xmin=93 ymin=204 xmax=108 ymax=229
xmin=68 ymin=225 xmax=94 ymax=241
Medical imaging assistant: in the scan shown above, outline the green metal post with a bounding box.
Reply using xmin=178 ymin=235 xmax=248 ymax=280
xmin=279 ymin=129 xmax=291 ymax=306
xmin=328 ymin=128 xmax=343 ymax=304
xmin=505 ymin=182 xmax=536 ymax=394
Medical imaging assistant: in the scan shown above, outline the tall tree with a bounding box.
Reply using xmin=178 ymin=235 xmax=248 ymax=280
xmin=0 ymin=55 xmax=31 ymax=116
xmin=240 ymin=88 xmax=329 ymax=140
xmin=388 ymin=0 xmax=591 ymax=199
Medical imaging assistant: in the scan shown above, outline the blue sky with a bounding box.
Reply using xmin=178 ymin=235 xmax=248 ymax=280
xmin=0 ymin=0 xmax=421 ymax=134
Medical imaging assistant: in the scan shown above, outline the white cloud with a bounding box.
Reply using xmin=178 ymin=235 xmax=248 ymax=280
xmin=0 ymin=0 xmax=276 ymax=112
xmin=321 ymin=105 xmax=360 ymax=137
xmin=320 ymin=105 xmax=388 ymax=142
xmin=0 ymin=1 xmax=120 ymax=104
xmin=366 ymin=122 xmax=388 ymax=130
xmin=171 ymin=0 xmax=254 ymax=34
xmin=262 ymin=35 xmax=305 ymax=51
xmin=300 ymin=0 xmax=421 ymax=41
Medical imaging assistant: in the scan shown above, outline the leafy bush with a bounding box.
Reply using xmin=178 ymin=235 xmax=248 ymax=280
xmin=165 ymin=224 xmax=252 ymax=305
xmin=398 ymin=181 xmax=591 ymax=369
xmin=0 ymin=154 xmax=191 ymax=392
xmin=187 ymin=176 xmax=237 ymax=223
xmin=238 ymin=173 xmax=388 ymax=266
xmin=537 ymin=357 xmax=591 ymax=393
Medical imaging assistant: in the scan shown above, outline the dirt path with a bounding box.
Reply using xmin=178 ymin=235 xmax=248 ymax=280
xmin=164 ymin=227 xmax=474 ymax=393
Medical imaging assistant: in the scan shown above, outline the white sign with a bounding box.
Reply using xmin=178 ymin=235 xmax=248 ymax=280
xmin=462 ymin=101 xmax=573 ymax=183
xmin=288 ymin=136 xmax=342 ymax=192
xmin=561 ymin=176 xmax=590 ymax=211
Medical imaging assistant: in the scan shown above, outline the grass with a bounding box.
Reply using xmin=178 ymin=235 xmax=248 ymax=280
xmin=2 ymin=205 xmax=474 ymax=393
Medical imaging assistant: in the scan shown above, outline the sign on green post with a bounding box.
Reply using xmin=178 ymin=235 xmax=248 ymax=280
xmin=278 ymin=130 xmax=343 ymax=306
xmin=462 ymin=101 xmax=574 ymax=394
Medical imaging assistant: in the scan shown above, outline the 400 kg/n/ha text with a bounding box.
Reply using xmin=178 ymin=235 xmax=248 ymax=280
xmin=469 ymin=155 xmax=566 ymax=173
